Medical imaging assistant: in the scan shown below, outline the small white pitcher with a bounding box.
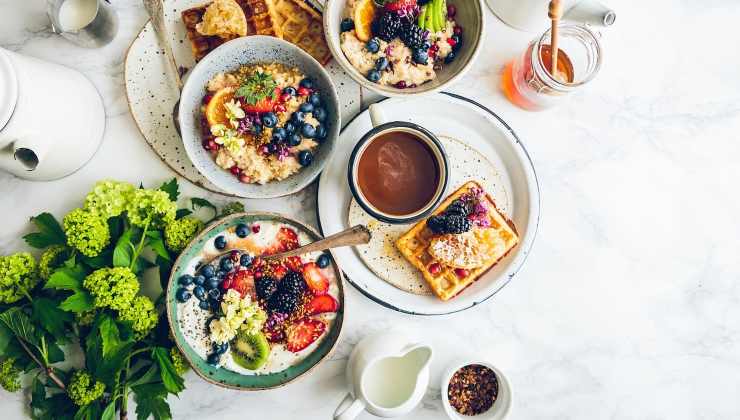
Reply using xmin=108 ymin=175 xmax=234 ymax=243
xmin=334 ymin=330 xmax=433 ymax=420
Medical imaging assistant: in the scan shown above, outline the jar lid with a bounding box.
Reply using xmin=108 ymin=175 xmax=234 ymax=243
xmin=0 ymin=49 xmax=18 ymax=131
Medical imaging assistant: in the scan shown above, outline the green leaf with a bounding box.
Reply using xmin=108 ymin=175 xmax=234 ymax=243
xmin=0 ymin=323 xmax=11 ymax=354
xmin=155 ymin=255 xmax=173 ymax=292
xmin=45 ymin=266 xmax=86 ymax=291
xmin=113 ymin=228 xmax=134 ymax=268
xmin=73 ymin=403 xmax=102 ymax=420
xmin=32 ymin=298 xmax=72 ymax=341
xmin=59 ymin=291 xmax=94 ymax=313
xmin=47 ymin=340 xmax=65 ymax=364
xmin=152 ymin=347 xmax=184 ymax=395
xmin=98 ymin=315 xmax=122 ymax=359
xmin=101 ymin=399 xmax=117 ymax=420
xmin=133 ymin=256 xmax=157 ymax=274
xmin=0 ymin=307 xmax=39 ymax=347
xmin=175 ymin=208 xmax=192 ymax=219
xmin=133 ymin=383 xmax=171 ymax=420
xmin=146 ymin=231 xmax=171 ymax=262
xmin=23 ymin=212 xmax=66 ymax=248
xmin=158 ymin=178 xmax=180 ymax=201
xmin=190 ymin=197 xmax=217 ymax=213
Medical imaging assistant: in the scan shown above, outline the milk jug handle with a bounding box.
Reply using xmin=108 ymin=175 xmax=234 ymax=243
xmin=333 ymin=394 xmax=365 ymax=420
xmin=368 ymin=103 xmax=387 ymax=127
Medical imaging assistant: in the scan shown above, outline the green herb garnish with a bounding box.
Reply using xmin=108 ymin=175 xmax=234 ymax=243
xmin=235 ymin=72 xmax=278 ymax=105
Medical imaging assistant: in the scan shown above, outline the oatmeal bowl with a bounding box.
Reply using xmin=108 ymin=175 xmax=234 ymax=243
xmin=324 ymin=0 xmax=484 ymax=97
xmin=179 ymin=36 xmax=340 ymax=198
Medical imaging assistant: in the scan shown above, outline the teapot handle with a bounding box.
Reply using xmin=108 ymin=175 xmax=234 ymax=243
xmin=333 ymin=393 xmax=366 ymax=420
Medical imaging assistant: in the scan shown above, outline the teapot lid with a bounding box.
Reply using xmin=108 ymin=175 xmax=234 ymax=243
xmin=0 ymin=49 xmax=18 ymax=132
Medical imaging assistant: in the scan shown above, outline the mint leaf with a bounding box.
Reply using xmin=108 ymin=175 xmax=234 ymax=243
xmin=45 ymin=266 xmax=86 ymax=291
xmin=113 ymin=228 xmax=134 ymax=268
xmin=152 ymin=347 xmax=184 ymax=395
xmin=158 ymin=178 xmax=180 ymax=201
xmin=32 ymin=298 xmax=72 ymax=341
xmin=23 ymin=212 xmax=66 ymax=248
xmin=59 ymin=291 xmax=94 ymax=313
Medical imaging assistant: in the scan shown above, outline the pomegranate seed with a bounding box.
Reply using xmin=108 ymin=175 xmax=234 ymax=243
xmin=297 ymin=87 xmax=310 ymax=97
xmin=447 ymin=38 xmax=457 ymax=48
xmin=447 ymin=4 xmax=456 ymax=18
xmin=254 ymin=271 xmax=263 ymax=279
xmin=251 ymin=224 xmax=260 ymax=233
xmin=274 ymin=104 xmax=286 ymax=113
xmin=429 ymin=263 xmax=442 ymax=275
xmin=202 ymin=94 xmax=213 ymax=105
xmin=261 ymin=145 xmax=270 ymax=155
xmin=280 ymin=93 xmax=292 ymax=103
xmin=395 ymin=81 xmax=407 ymax=89
xmin=453 ymin=26 xmax=463 ymax=35
xmin=208 ymin=140 xmax=219 ymax=150
xmin=431 ymin=43 xmax=440 ymax=52
xmin=230 ymin=165 xmax=241 ymax=176
xmin=230 ymin=250 xmax=240 ymax=262
xmin=454 ymin=268 xmax=469 ymax=278
xmin=238 ymin=174 xmax=250 ymax=183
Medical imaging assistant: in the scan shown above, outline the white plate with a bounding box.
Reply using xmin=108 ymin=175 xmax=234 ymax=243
xmin=317 ymin=92 xmax=540 ymax=315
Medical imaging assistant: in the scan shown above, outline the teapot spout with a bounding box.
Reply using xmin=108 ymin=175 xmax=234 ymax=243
xmin=0 ymin=135 xmax=47 ymax=172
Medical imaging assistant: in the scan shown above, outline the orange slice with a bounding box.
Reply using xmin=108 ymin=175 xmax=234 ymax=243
xmin=353 ymin=0 xmax=377 ymax=42
xmin=205 ymin=87 xmax=236 ymax=127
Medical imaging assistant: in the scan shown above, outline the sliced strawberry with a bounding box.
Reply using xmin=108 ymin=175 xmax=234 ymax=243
xmin=225 ymin=269 xmax=255 ymax=299
xmin=302 ymin=262 xmax=329 ymax=295
xmin=285 ymin=318 xmax=326 ymax=353
xmin=265 ymin=227 xmax=300 ymax=255
xmin=306 ymin=295 xmax=338 ymax=315
xmin=385 ymin=0 xmax=417 ymax=12
xmin=242 ymin=87 xmax=281 ymax=113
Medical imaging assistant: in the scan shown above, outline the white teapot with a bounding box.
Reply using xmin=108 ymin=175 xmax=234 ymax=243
xmin=0 ymin=47 xmax=105 ymax=181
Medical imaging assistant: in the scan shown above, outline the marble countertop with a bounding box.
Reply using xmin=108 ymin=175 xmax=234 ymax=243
xmin=2 ymin=0 xmax=740 ymax=419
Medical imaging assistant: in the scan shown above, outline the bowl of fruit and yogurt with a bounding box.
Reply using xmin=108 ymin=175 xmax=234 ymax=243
xmin=167 ymin=213 xmax=344 ymax=390
xmin=324 ymin=0 xmax=484 ymax=96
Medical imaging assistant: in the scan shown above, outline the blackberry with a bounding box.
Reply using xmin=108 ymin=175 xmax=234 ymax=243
xmin=427 ymin=215 xmax=448 ymax=234
xmin=400 ymin=23 xmax=428 ymax=50
xmin=255 ymin=276 xmax=278 ymax=301
xmin=444 ymin=214 xmax=472 ymax=234
xmin=278 ymin=271 xmax=307 ymax=296
xmin=268 ymin=292 xmax=300 ymax=314
xmin=418 ymin=0 xmax=432 ymax=4
xmin=445 ymin=199 xmax=471 ymax=217
xmin=373 ymin=12 xmax=403 ymax=41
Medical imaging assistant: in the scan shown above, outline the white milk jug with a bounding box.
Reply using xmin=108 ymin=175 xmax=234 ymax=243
xmin=0 ymin=47 xmax=105 ymax=181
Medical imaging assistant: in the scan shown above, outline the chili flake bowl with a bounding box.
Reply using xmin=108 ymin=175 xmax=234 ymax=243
xmin=441 ymin=357 xmax=512 ymax=420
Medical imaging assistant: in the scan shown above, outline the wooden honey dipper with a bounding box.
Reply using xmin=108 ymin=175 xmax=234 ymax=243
xmin=548 ymin=0 xmax=563 ymax=78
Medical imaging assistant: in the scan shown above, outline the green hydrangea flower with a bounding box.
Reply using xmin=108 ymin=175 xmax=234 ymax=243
xmin=117 ymin=295 xmax=158 ymax=338
xmin=0 ymin=358 xmax=21 ymax=392
xmin=63 ymin=208 xmax=110 ymax=258
xmin=75 ymin=310 xmax=96 ymax=327
xmin=220 ymin=201 xmax=245 ymax=217
xmin=84 ymin=180 xmax=135 ymax=219
xmin=0 ymin=252 xmax=38 ymax=304
xmin=164 ymin=217 xmax=203 ymax=252
xmin=170 ymin=347 xmax=190 ymax=376
xmin=126 ymin=189 xmax=177 ymax=229
xmin=38 ymin=245 xmax=70 ymax=280
xmin=83 ymin=267 xmax=139 ymax=311
xmin=68 ymin=370 xmax=104 ymax=406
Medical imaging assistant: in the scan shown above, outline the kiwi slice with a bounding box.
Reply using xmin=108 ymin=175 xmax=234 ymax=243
xmin=230 ymin=330 xmax=270 ymax=370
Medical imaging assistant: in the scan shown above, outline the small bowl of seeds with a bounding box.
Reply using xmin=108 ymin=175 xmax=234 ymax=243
xmin=441 ymin=358 xmax=512 ymax=419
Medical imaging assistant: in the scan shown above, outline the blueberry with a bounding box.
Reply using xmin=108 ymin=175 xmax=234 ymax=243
xmin=272 ymin=127 xmax=287 ymax=142
xmin=193 ymin=285 xmax=206 ymax=300
xmin=284 ymin=121 xmax=296 ymax=134
xmin=235 ymin=223 xmax=249 ymax=238
xmin=288 ymin=133 xmax=302 ymax=147
xmin=301 ymin=123 xmax=317 ymax=138
xmin=252 ymin=124 xmax=263 ymax=135
xmin=240 ymin=254 xmax=253 ymax=267
xmin=444 ymin=51 xmax=456 ymax=64
xmin=299 ymin=150 xmax=314 ymax=166
xmin=412 ymin=49 xmax=429 ymax=65
xmin=340 ymin=18 xmax=355 ymax=32
xmin=208 ymin=288 xmax=221 ymax=300
xmin=201 ymin=265 xmax=215 ymax=278
xmin=375 ymin=56 xmax=389 ymax=71
xmin=299 ymin=78 xmax=314 ymax=89
xmin=262 ymin=112 xmax=278 ymax=128
xmin=199 ymin=300 xmax=210 ymax=310
xmin=220 ymin=258 xmax=233 ymax=272
xmin=291 ymin=111 xmax=305 ymax=123
xmin=366 ymin=38 xmax=380 ymax=53
xmin=178 ymin=274 xmax=194 ymax=286
xmin=193 ymin=275 xmax=206 ymax=286
xmin=313 ymin=107 xmax=327 ymax=122
xmin=317 ymin=253 xmax=331 ymax=268
xmin=315 ymin=124 xmax=327 ymax=141
xmin=214 ymin=235 xmax=227 ymax=250
xmin=283 ymin=86 xmax=297 ymax=96
xmin=175 ymin=287 xmax=191 ymax=302
xmin=207 ymin=352 xmax=221 ymax=366
xmin=217 ymin=269 xmax=228 ymax=279
xmin=210 ymin=299 xmax=220 ymax=311
xmin=367 ymin=70 xmax=381 ymax=82
xmin=451 ymin=34 xmax=462 ymax=50
xmin=299 ymin=102 xmax=314 ymax=113
xmin=205 ymin=277 xmax=219 ymax=290
xmin=214 ymin=341 xmax=229 ymax=355
xmin=309 ymin=93 xmax=321 ymax=107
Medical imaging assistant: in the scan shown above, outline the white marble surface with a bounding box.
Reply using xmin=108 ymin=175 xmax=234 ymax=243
xmin=2 ymin=0 xmax=740 ymax=419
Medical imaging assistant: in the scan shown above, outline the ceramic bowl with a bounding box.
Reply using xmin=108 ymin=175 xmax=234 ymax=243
xmin=165 ymin=212 xmax=345 ymax=390
xmin=178 ymin=36 xmax=341 ymax=198
xmin=441 ymin=357 xmax=512 ymax=420
xmin=323 ymin=0 xmax=485 ymax=97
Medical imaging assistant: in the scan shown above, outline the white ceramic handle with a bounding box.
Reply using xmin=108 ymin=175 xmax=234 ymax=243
xmin=368 ymin=103 xmax=387 ymax=127
xmin=334 ymin=394 xmax=366 ymax=420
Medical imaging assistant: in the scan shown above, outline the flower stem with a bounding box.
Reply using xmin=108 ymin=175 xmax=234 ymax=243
xmin=16 ymin=337 xmax=65 ymax=390
xmin=129 ymin=219 xmax=151 ymax=271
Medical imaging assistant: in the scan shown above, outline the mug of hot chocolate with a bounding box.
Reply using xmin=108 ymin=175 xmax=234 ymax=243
xmin=348 ymin=103 xmax=449 ymax=224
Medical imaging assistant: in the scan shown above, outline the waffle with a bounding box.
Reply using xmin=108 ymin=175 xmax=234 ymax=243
xmin=181 ymin=0 xmax=331 ymax=65
xmin=395 ymin=181 xmax=519 ymax=301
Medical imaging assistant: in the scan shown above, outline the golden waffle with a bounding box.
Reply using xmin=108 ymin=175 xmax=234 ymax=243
xmin=182 ymin=0 xmax=279 ymax=62
xmin=395 ymin=181 xmax=519 ymax=301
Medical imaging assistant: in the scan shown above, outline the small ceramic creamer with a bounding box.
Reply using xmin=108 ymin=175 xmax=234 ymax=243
xmin=0 ymin=47 xmax=105 ymax=180
xmin=334 ymin=330 xmax=433 ymax=420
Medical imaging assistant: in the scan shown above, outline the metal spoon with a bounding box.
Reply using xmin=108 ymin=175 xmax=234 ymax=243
xmin=142 ymin=0 xmax=183 ymax=134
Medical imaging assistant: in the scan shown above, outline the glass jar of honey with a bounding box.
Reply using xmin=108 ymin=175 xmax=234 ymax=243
xmin=502 ymin=24 xmax=603 ymax=111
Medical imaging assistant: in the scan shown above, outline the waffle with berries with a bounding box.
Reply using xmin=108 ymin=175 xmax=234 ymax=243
xmin=395 ymin=181 xmax=519 ymax=301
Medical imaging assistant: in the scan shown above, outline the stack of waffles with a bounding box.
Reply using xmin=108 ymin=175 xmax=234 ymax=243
xmin=395 ymin=181 xmax=519 ymax=301
xmin=182 ymin=0 xmax=332 ymax=65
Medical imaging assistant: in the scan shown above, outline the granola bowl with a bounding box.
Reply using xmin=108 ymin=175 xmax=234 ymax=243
xmin=179 ymin=35 xmax=340 ymax=198
xmin=441 ymin=357 xmax=512 ymax=420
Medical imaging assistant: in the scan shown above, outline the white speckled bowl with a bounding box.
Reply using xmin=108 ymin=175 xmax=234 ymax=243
xmin=323 ymin=0 xmax=485 ymax=97
xmin=178 ymin=36 xmax=341 ymax=198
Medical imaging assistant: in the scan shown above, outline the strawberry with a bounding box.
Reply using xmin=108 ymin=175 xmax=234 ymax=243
xmin=306 ymin=295 xmax=338 ymax=315
xmin=265 ymin=227 xmax=299 ymax=255
xmin=384 ymin=0 xmax=417 ymax=12
xmin=302 ymin=262 xmax=329 ymax=295
xmin=285 ymin=318 xmax=326 ymax=353
xmin=224 ymin=269 xmax=255 ymax=299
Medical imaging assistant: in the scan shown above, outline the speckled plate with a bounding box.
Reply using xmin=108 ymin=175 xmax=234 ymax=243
xmin=123 ymin=0 xmax=362 ymax=195
xmin=166 ymin=212 xmax=344 ymax=390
